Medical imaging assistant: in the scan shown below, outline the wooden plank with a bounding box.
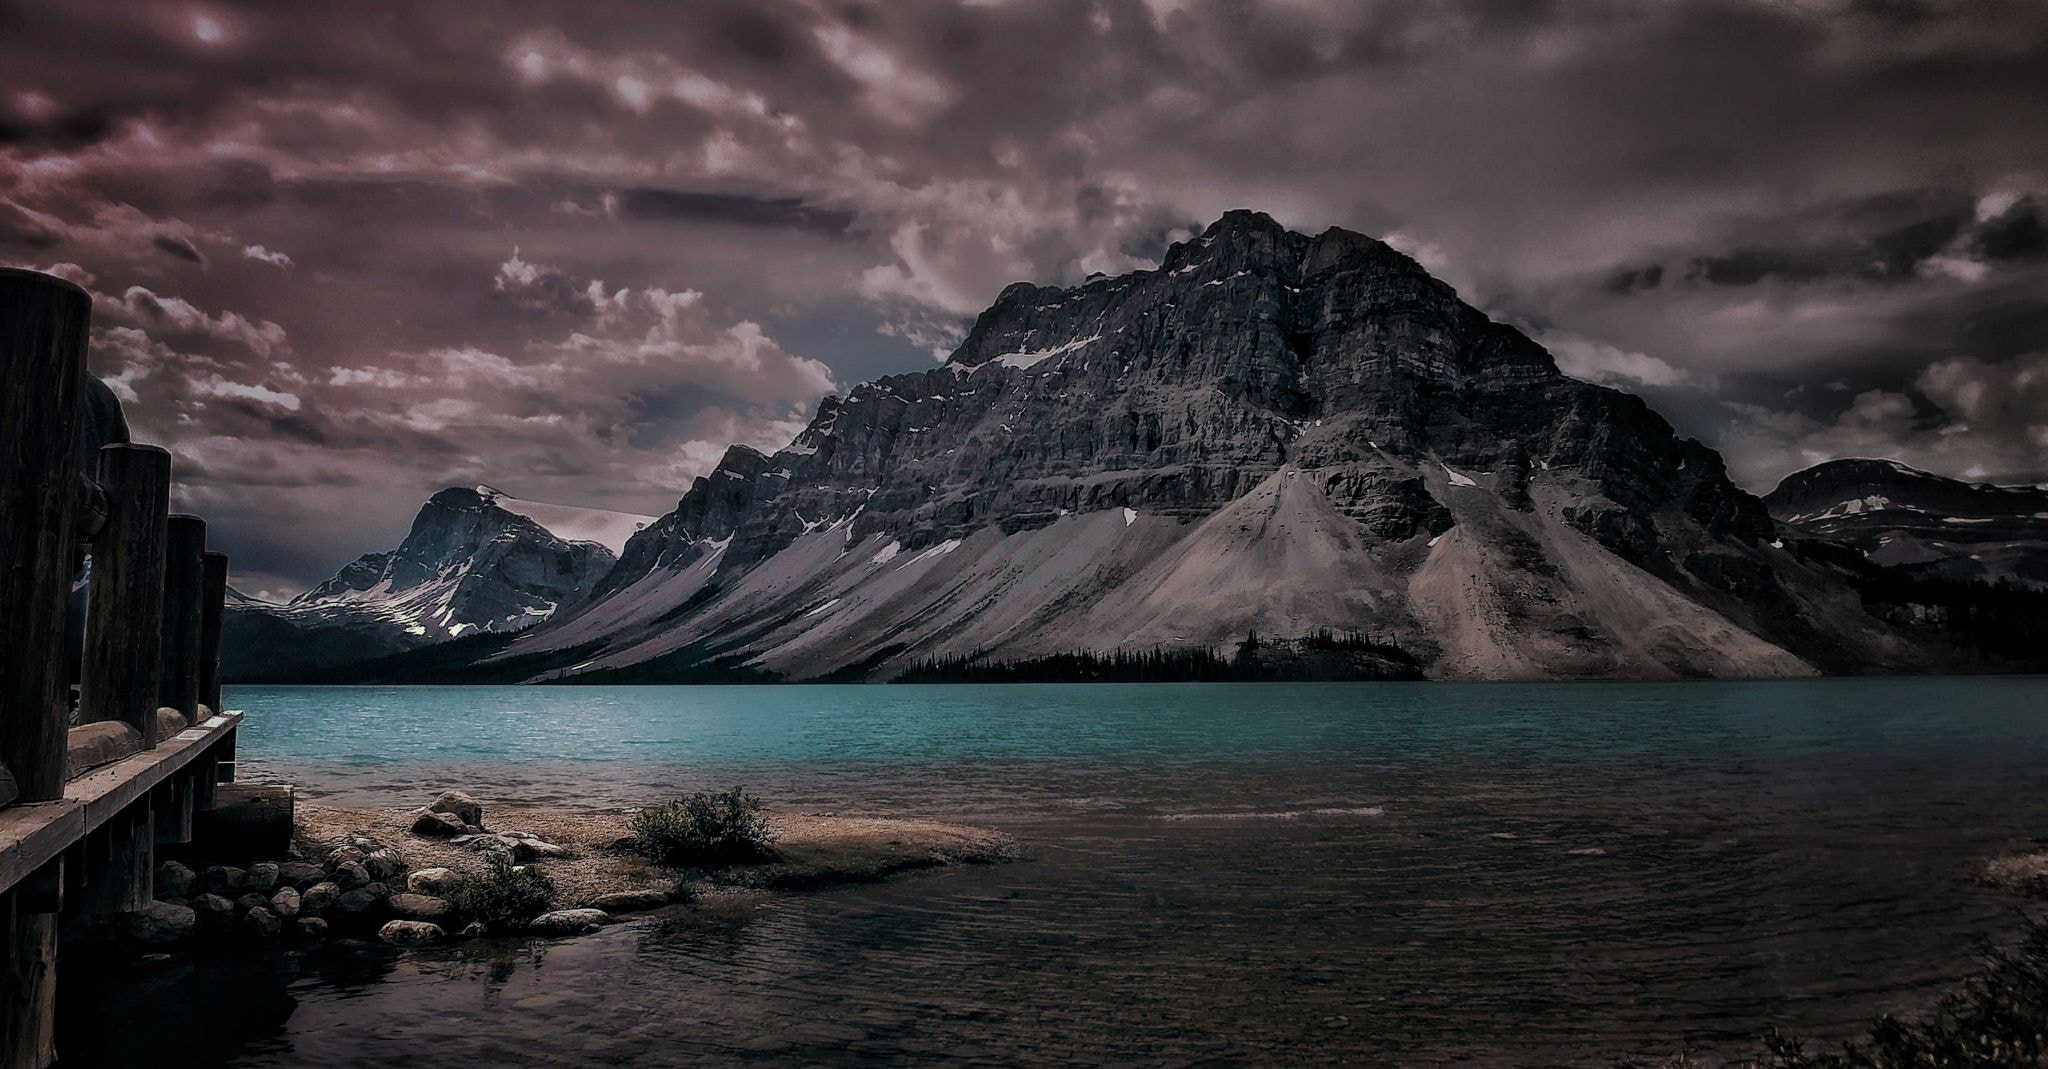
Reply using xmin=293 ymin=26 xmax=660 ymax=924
xmin=77 ymin=444 xmax=171 ymax=747
xmin=156 ymin=515 xmax=206 ymax=722
xmin=0 ymin=713 xmax=238 ymax=894
xmin=0 ymin=268 xmax=91 ymax=804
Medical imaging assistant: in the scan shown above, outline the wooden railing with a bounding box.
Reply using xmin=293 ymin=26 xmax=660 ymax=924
xmin=1 ymin=267 xmax=243 ymax=1068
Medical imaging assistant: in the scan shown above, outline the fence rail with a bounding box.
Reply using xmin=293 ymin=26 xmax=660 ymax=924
xmin=1 ymin=267 xmax=243 ymax=1069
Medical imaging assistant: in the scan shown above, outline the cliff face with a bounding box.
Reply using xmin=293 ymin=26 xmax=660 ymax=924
xmin=1767 ymin=459 xmax=2048 ymax=589
xmin=479 ymin=210 xmax=1929 ymax=681
xmin=222 ymin=487 xmax=643 ymax=680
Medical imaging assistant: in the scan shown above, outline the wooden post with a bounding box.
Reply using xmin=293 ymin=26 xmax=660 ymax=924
xmin=0 ymin=268 xmax=90 ymax=804
xmin=79 ymin=805 xmax=151 ymax=916
xmin=1 ymin=901 xmax=57 ymax=1068
xmin=78 ymin=445 xmax=172 ymax=748
xmin=157 ymin=515 xmax=206 ymax=723
xmin=198 ymin=552 xmax=228 ymax=718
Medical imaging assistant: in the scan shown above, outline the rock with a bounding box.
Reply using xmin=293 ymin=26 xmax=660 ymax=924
xmin=387 ymin=893 xmax=451 ymax=922
xmin=411 ymin=811 xmax=466 ymax=838
xmin=425 ymin=790 xmax=484 ymax=827
xmin=243 ymin=862 xmax=280 ymax=895
xmin=239 ymin=906 xmax=282 ymax=940
xmin=293 ymin=917 xmax=330 ymax=940
xmin=277 ymin=861 xmax=327 ymax=888
xmin=406 ymin=867 xmax=460 ymax=896
xmin=462 ymin=834 xmax=565 ymax=863
xmin=154 ymin=860 xmax=196 ymax=899
xmin=460 ymin=921 xmax=487 ymax=938
xmin=378 ymin=920 xmax=446 ymax=946
xmin=334 ymin=861 xmax=372 ymax=890
xmin=300 ymin=881 xmax=340 ymax=915
xmin=234 ymin=893 xmax=272 ymax=915
xmin=200 ymin=865 xmax=244 ymax=896
xmin=270 ymin=887 xmax=301 ymax=920
xmin=191 ymin=893 xmax=236 ymax=931
xmin=325 ymin=846 xmax=367 ymax=871
xmin=364 ymin=848 xmax=406 ymax=881
xmin=527 ymin=909 xmax=611 ymax=936
xmin=127 ymin=902 xmax=197 ymax=945
xmin=523 ymin=840 xmax=569 ymax=860
xmin=588 ymin=890 xmax=672 ymax=914
xmin=332 ymin=885 xmax=387 ymax=920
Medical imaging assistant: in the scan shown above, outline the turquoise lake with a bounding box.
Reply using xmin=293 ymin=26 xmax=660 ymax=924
xmin=62 ymin=678 xmax=2048 ymax=1067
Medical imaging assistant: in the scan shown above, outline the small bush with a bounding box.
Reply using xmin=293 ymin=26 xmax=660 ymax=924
xmin=630 ymin=787 xmax=777 ymax=867
xmin=450 ymin=856 xmax=554 ymax=931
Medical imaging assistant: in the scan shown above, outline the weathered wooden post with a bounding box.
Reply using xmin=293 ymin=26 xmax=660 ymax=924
xmin=198 ymin=552 xmax=228 ymax=719
xmin=78 ymin=445 xmax=172 ymax=748
xmin=0 ymin=266 xmax=90 ymax=1069
xmin=157 ymin=516 xmax=206 ymax=724
xmin=0 ymin=268 xmax=89 ymax=802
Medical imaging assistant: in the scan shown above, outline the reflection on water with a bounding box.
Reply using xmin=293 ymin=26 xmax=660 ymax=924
xmin=59 ymin=679 xmax=2048 ymax=1067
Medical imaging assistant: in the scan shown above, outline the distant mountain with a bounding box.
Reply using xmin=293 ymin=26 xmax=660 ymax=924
xmin=385 ymin=208 xmax=1942 ymax=683
xmin=1766 ymin=459 xmax=2048 ymax=589
xmin=221 ymin=486 xmax=651 ymax=680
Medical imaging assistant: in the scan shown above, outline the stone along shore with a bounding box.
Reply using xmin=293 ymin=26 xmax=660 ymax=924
xmin=120 ymin=789 xmax=1015 ymax=950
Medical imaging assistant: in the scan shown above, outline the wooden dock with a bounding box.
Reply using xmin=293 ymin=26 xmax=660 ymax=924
xmin=2 ymin=268 xmax=248 ymax=1068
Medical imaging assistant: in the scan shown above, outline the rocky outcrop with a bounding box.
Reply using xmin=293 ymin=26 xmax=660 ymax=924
xmin=455 ymin=210 xmax=1930 ymax=681
xmin=1767 ymin=458 xmax=2048 ymax=589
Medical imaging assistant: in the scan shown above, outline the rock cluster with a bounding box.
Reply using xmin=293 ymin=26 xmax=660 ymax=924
xmin=122 ymin=790 xmax=675 ymax=952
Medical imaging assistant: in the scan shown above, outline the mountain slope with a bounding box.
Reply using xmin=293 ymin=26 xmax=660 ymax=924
xmin=222 ymin=487 xmax=649 ymax=680
xmin=1765 ymin=459 xmax=2048 ymax=589
xmin=479 ymin=210 xmax=1928 ymax=681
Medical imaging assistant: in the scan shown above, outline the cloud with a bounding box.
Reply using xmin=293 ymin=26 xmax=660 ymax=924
xmin=1540 ymin=331 xmax=1710 ymax=390
xmin=241 ymin=244 xmax=290 ymax=266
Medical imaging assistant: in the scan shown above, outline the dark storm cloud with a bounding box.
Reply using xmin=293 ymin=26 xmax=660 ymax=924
xmin=5 ymin=0 xmax=2047 ymax=589
xmin=614 ymin=189 xmax=857 ymax=237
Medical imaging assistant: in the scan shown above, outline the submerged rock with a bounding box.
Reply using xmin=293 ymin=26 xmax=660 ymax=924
xmin=527 ymin=909 xmax=610 ymax=936
xmin=293 ymin=916 xmax=330 ymax=939
xmin=378 ymin=920 xmax=445 ymax=946
xmin=588 ymin=890 xmax=672 ymax=914
xmin=127 ymin=902 xmax=197 ymax=945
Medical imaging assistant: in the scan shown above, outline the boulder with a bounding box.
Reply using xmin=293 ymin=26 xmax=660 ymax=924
xmin=127 ymin=902 xmax=197 ymax=945
xmin=331 ymin=885 xmax=386 ymax=921
xmin=270 ymin=887 xmax=301 ymax=920
xmin=200 ymin=865 xmax=244 ymax=896
xmin=239 ymin=907 xmax=282 ymax=940
xmin=191 ymin=893 xmax=236 ymax=932
xmin=277 ymin=861 xmax=327 ymax=888
xmin=527 ymin=909 xmax=611 ymax=936
xmin=154 ymin=860 xmax=197 ymax=899
xmin=410 ymin=811 xmax=466 ymax=838
xmin=588 ymin=890 xmax=672 ymax=914
xmin=378 ymin=920 xmax=446 ymax=947
xmin=333 ymin=862 xmax=372 ymax=890
xmin=364 ymin=848 xmax=406 ymax=881
xmin=233 ymin=893 xmax=272 ymax=915
xmin=387 ymin=893 xmax=451 ymax=922
xmin=425 ymin=790 xmax=484 ymax=827
xmin=243 ymin=862 xmax=280 ymax=895
xmin=325 ymin=846 xmax=367 ymax=871
xmin=300 ymin=881 xmax=340 ymax=915
xmin=406 ymin=867 xmax=460 ymax=896
xmin=292 ymin=916 xmax=330 ymax=940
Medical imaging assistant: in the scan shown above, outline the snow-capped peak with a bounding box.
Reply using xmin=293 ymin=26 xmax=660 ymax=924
xmin=473 ymin=485 xmax=654 ymax=554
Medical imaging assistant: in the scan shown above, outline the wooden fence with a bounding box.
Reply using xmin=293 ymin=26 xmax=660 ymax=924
xmin=1 ymin=267 xmax=243 ymax=1068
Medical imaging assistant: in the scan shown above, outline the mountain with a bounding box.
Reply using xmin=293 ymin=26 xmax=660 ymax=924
xmin=1765 ymin=459 xmax=2048 ymax=589
xmin=221 ymin=486 xmax=652 ymax=680
xmin=414 ymin=209 xmax=1933 ymax=684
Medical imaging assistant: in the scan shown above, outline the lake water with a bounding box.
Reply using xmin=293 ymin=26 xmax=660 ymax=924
xmin=59 ymin=678 xmax=2048 ymax=1067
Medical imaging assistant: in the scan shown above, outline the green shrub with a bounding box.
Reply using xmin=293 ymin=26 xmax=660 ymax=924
xmin=450 ymin=856 xmax=555 ymax=931
xmin=630 ymin=787 xmax=777 ymax=867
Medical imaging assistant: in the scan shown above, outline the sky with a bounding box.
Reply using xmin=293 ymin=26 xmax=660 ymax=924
xmin=4 ymin=0 xmax=2046 ymax=598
